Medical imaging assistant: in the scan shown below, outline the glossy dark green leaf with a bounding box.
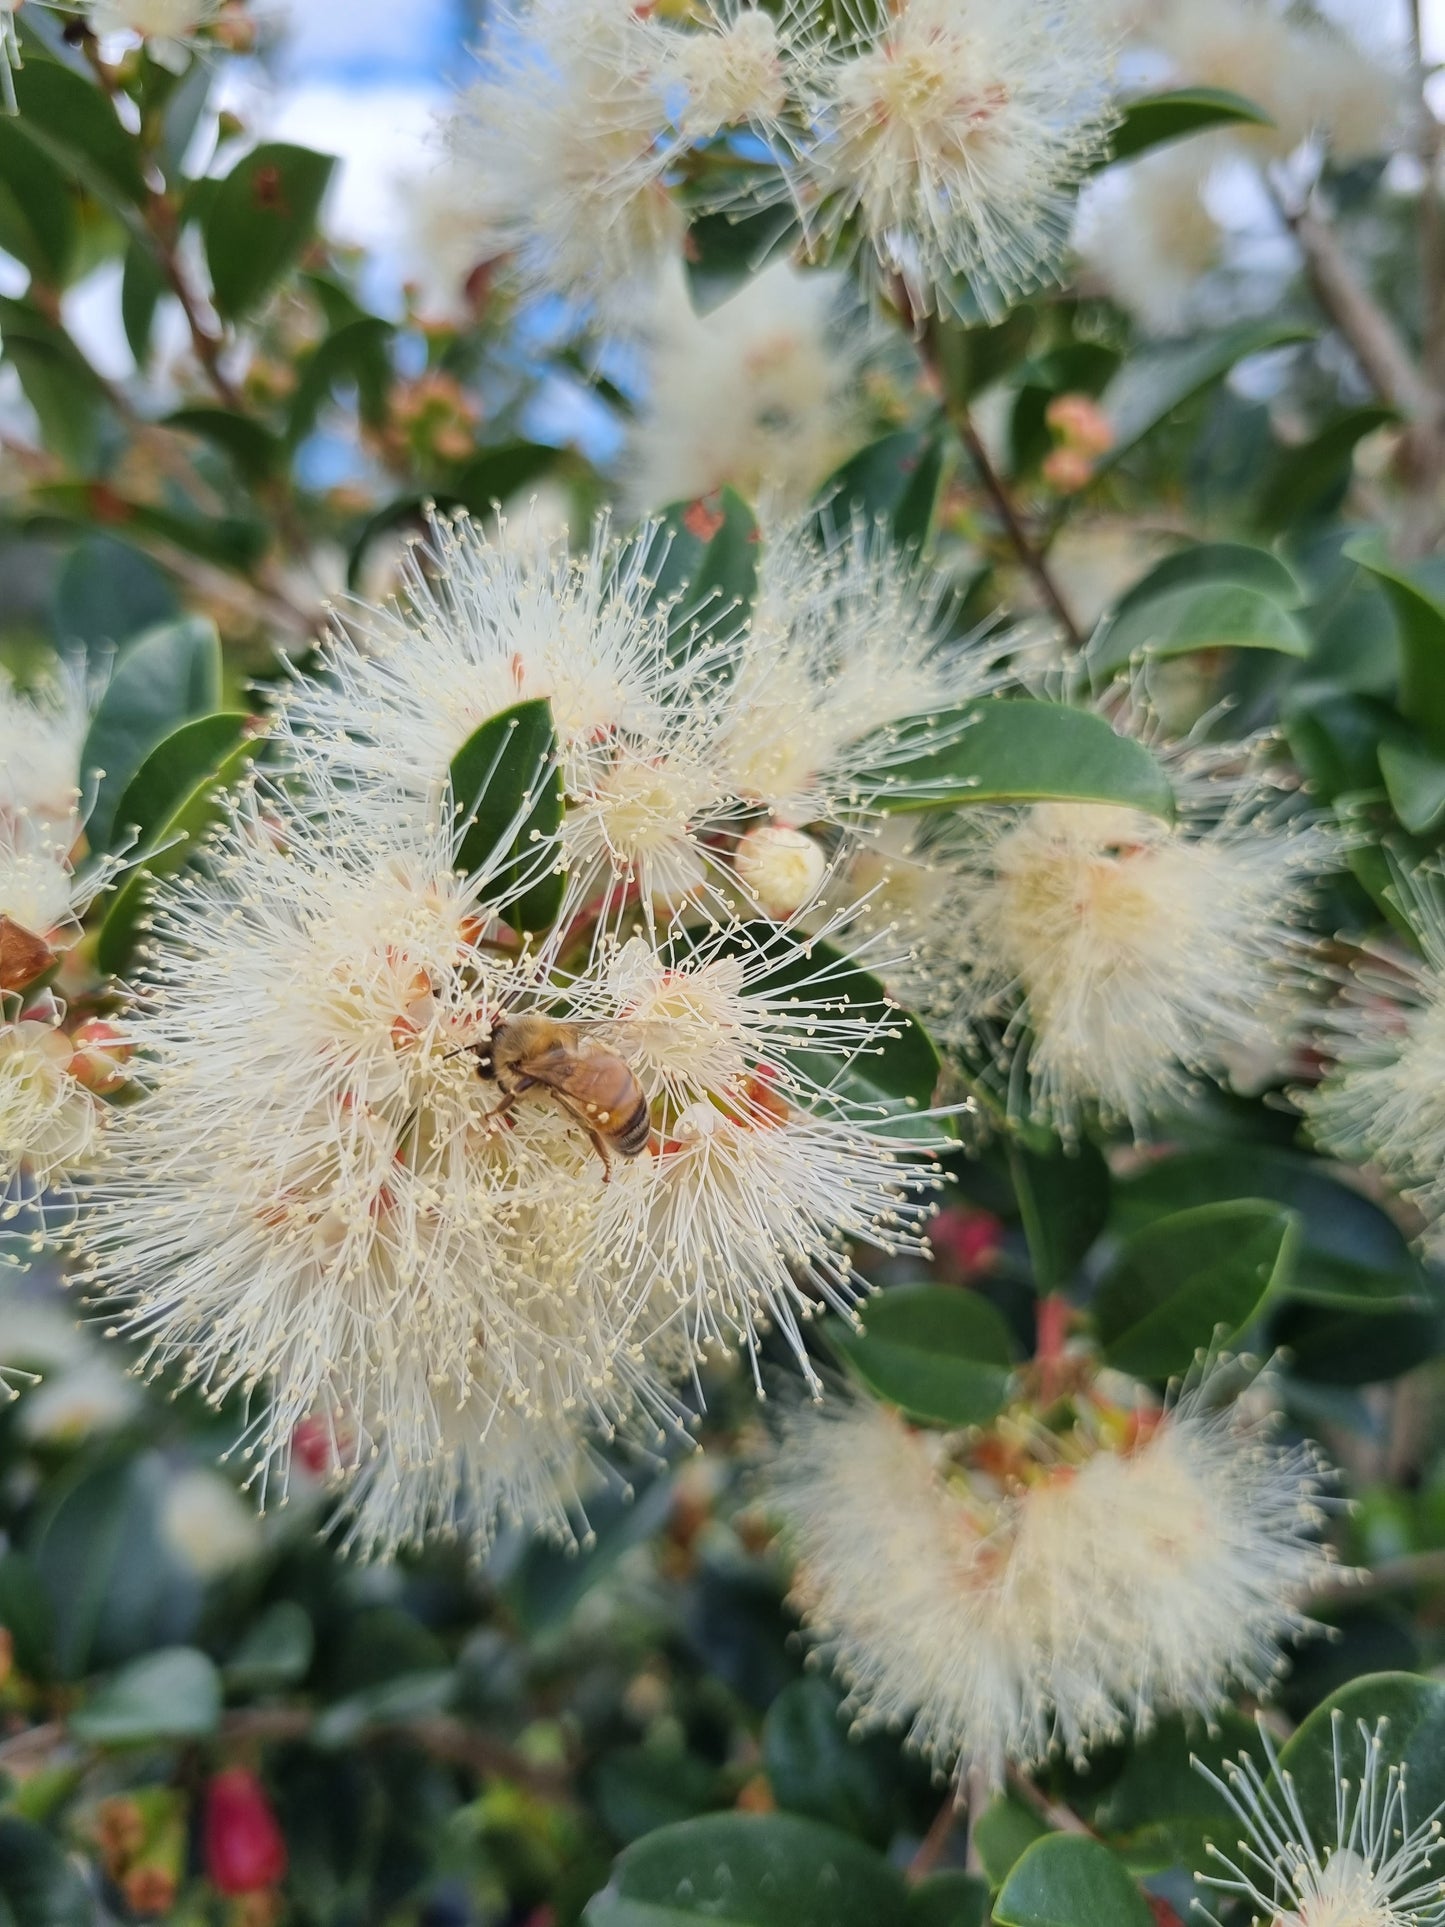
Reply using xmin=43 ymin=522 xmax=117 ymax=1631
xmin=507 ymin=1474 xmax=676 ymax=1636
xmin=0 ymin=1815 xmax=93 ymax=1927
xmin=583 ymin=1813 xmax=908 ymax=1927
xmin=1279 ymin=1673 xmax=1445 ymax=1846
xmin=1347 ymin=540 xmax=1445 ymax=753
xmin=50 ymin=534 xmax=178 ymax=652
xmin=762 ymin=1679 xmax=900 ymax=1845
xmin=71 ymin=1645 xmax=222 ymax=1744
xmin=166 ymin=405 xmax=282 ymax=482
xmin=818 ymin=428 xmax=946 ymax=552
xmin=120 ymin=239 xmax=167 ymax=365
xmin=0 ymin=1553 xmax=54 ymax=1684
xmin=1007 ymin=1137 xmax=1110 ymax=1293
xmin=97 ymin=725 xmax=260 ymax=974
xmin=0 ymin=116 xmax=77 ymax=282
xmin=994 ymin=1834 xmax=1154 ymax=1927
xmin=931 ymin=307 xmax=1037 ymax=407
xmin=1095 ymin=1199 xmax=1297 ymax=1378
xmin=1089 ymin=582 xmax=1310 ymax=677
xmin=684 ymin=205 xmax=799 ymax=313
xmin=1099 ymin=321 xmax=1314 ymax=472
xmin=1380 ymin=737 xmax=1445 ymax=834
xmin=590 ymin=1747 xmax=723 ymax=1846
xmin=201 ymin=142 xmax=337 ymax=320
xmin=668 ymin=486 xmax=759 ymax=654
xmin=973 ymin=1798 xmax=1048 ymax=1890
xmin=907 ymin=1873 xmax=990 ymax=1927
xmin=224 ymin=1600 xmax=315 ymax=1693
xmin=1255 ymin=405 xmax=1398 ymax=530
xmin=1090 ymin=1711 xmax=1267 ymax=1874
xmin=0 ymin=298 xmax=111 ymax=470
xmin=288 ymin=314 xmax=395 ymax=443
xmin=1108 ymin=87 xmax=1274 ymax=164
xmin=834 ymin=1284 xmax=1016 ymax=1426
xmin=862 ymin=699 xmax=1174 ymax=819
xmin=739 ymin=932 xmax=944 ymax=1141
xmin=1111 ymin=542 xmax=1301 ymax=616
xmin=7 ymin=43 xmax=148 ymax=208
xmin=80 ymin=616 xmax=223 ymax=853
xmin=449 ymin=700 xmax=565 ymax=931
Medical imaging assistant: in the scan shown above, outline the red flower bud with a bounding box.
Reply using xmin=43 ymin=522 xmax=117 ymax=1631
xmin=204 ymin=1769 xmax=287 ymax=1896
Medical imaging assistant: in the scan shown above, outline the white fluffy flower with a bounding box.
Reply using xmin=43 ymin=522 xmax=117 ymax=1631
xmin=446 ymin=0 xmax=681 ymax=316
xmin=657 ymin=1 xmax=791 ymax=142
xmin=1195 ymin=1712 xmax=1445 ymax=1927
xmin=792 ymin=0 xmax=1118 ymax=318
xmin=627 ymin=261 xmax=868 ymax=514
xmin=80 ymin=780 xmax=654 ymax=1493
xmin=1150 ymin=0 xmax=1399 ymax=163
xmin=16 ymin=1352 xmax=143 ymax=1442
xmin=766 ymin=1365 xmax=1334 ymax=1783
xmin=161 ymin=1466 xmax=264 ymax=1577
xmin=87 ymin=0 xmax=220 ymax=70
xmin=1 ymin=1018 xmax=103 ymax=1207
xmin=581 ymin=929 xmax=944 ymax=1385
xmin=717 ymin=516 xmax=997 ymax=828
xmin=1074 ymin=144 xmax=1224 ymax=336
xmin=916 ymin=703 xmax=1337 ymax=1135
xmin=0 ymin=663 xmax=91 ymax=825
xmin=1303 ymin=866 xmax=1445 ymax=1257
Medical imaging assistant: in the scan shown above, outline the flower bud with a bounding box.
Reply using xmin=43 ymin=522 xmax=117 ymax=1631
xmin=733 ymin=824 xmax=828 ymax=919
xmin=1041 ymin=445 xmax=1095 ymax=494
xmin=204 ymin=1769 xmax=287 ymax=1896
xmin=1045 ymin=392 xmax=1113 ymax=458
xmin=68 ymin=1018 xmax=131 ymax=1095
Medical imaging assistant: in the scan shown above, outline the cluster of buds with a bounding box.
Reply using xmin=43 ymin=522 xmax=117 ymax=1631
xmin=1041 ymin=392 xmax=1115 ymax=494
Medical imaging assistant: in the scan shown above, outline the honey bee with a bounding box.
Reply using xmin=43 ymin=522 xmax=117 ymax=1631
xmin=469 ymin=1014 xmax=651 ymax=1180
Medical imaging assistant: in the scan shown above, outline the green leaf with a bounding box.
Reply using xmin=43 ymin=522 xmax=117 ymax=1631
xmin=7 ymin=44 xmax=148 ymax=209
xmin=738 ymin=933 xmax=944 ymax=1142
xmin=668 ymin=487 xmax=759 ymax=654
xmin=453 ymin=440 xmax=561 ymax=513
xmin=1091 ymin=1711 xmax=1267 ymax=1874
xmin=994 ymin=1835 xmax=1154 ymax=1927
xmin=1255 ymin=405 xmax=1398 ymax=531
xmin=1346 ymin=539 xmax=1445 ymax=752
xmin=224 ymin=1600 xmax=315 ymax=1693
xmin=288 ymin=314 xmax=395 ymax=444
xmin=863 ymin=699 xmax=1174 ymax=819
xmin=583 ymin=1813 xmax=908 ymax=1927
xmin=1099 ymin=321 xmax=1314 ymax=472
xmin=1111 ymin=542 xmax=1302 ymax=616
xmin=201 ymin=142 xmax=337 ymax=320
xmin=1007 ymin=1137 xmax=1110 ymax=1293
xmin=818 ymin=428 xmax=947 ymax=553
xmin=0 ymin=1554 xmax=54 ymax=1684
xmin=590 ymin=1748 xmax=722 ymax=1846
xmin=683 ymin=206 xmax=799 ymax=314
xmin=0 ymin=298 xmax=112 ymax=470
xmin=508 ymin=1474 xmax=677 ymax=1635
xmin=833 ymin=1284 xmax=1016 ymax=1427
xmin=907 ymin=1873 xmax=990 ymax=1927
xmin=931 ymin=308 xmax=1038 ymax=407
xmin=166 ymin=405 xmax=282 ymax=483
xmin=1380 ymin=738 xmax=1445 ymax=834
xmin=449 ymin=700 xmax=565 ymax=932
xmin=120 ymin=239 xmax=167 ymax=365
xmin=1279 ymin=1673 xmax=1445 ymax=1845
xmin=50 ymin=535 xmax=178 ymax=652
xmin=97 ymin=725 xmax=258 ymax=972
xmin=71 ymin=1645 xmax=222 ymax=1744
xmin=1108 ymin=87 xmax=1274 ymax=164
xmin=973 ymin=1798 xmax=1049 ymax=1889
xmin=1089 ymin=581 xmax=1310 ymax=678
xmin=0 ymin=116 xmax=77 ymax=282
xmin=762 ymin=1679 xmax=899 ymax=1845
xmin=80 ymin=616 xmax=223 ymax=853
xmin=0 ymin=1816 xmax=93 ymax=1927
xmin=1095 ymin=1199 xmax=1297 ymax=1378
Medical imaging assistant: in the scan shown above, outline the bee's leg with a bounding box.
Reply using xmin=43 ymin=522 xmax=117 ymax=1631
xmin=585 ymin=1131 xmax=613 ymax=1183
xmin=480 ymin=1092 xmax=522 ymax=1132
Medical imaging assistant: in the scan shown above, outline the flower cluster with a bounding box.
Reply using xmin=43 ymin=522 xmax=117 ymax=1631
xmin=1194 ymin=1712 xmax=1445 ymax=1927
xmin=438 ymin=0 xmax=1119 ymax=323
xmin=83 ymin=511 xmax=974 ymax=1553
xmin=766 ymin=1360 xmax=1336 ymax=1782
xmin=0 ymin=668 xmax=122 ymax=1239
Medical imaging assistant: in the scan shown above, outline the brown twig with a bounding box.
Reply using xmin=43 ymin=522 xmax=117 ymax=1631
xmin=1006 ymin=1767 xmax=1093 ymax=1837
xmin=907 ymin=1789 xmax=964 ymax=1882
xmin=905 ymin=305 xmax=1085 ymax=646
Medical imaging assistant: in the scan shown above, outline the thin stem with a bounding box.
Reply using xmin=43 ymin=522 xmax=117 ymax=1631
xmin=907 ymin=1788 xmax=964 ymax=1881
xmin=1311 ymin=1546 xmax=1445 ymax=1605
xmin=951 ymin=406 xmax=1085 ymax=648
xmin=1006 ymin=1767 xmax=1093 ymax=1837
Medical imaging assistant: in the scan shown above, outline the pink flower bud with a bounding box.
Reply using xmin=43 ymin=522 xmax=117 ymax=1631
xmin=204 ymin=1769 xmax=287 ymax=1896
xmin=68 ymin=1019 xmax=131 ymax=1095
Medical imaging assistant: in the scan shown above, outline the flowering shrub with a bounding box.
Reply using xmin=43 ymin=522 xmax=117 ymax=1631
xmin=3 ymin=2 xmax=1445 ymax=1923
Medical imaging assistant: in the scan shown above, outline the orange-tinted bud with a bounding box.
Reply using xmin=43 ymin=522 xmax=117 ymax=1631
xmin=68 ymin=1019 xmax=131 ymax=1094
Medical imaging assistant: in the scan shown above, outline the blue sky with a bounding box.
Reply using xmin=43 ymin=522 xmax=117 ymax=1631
xmin=274 ymin=0 xmax=470 ymax=86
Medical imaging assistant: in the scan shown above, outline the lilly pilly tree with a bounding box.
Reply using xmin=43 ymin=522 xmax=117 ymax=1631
xmin=5 ymin=1 xmax=1445 ymax=1923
